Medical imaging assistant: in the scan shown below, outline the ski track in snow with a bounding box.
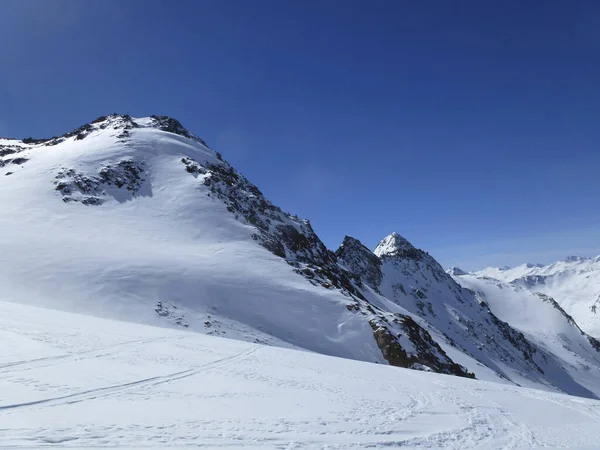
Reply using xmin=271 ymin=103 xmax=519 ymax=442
xmin=0 ymin=346 xmax=259 ymax=412
xmin=2 ymin=302 xmax=600 ymax=448
xmin=0 ymin=336 xmax=176 ymax=373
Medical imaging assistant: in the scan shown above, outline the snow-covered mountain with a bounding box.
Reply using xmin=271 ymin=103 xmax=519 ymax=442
xmin=337 ymin=233 xmax=600 ymax=397
xmin=0 ymin=114 xmax=469 ymax=377
xmin=473 ymin=257 xmax=600 ymax=337
xmin=3 ymin=114 xmax=600 ymax=399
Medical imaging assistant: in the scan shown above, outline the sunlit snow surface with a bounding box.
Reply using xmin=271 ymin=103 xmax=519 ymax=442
xmin=474 ymin=258 xmax=600 ymax=337
xmin=1 ymin=301 xmax=600 ymax=449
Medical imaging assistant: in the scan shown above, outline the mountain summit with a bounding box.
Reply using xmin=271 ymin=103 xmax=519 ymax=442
xmin=373 ymin=232 xmax=418 ymax=257
xmin=447 ymin=266 xmax=468 ymax=276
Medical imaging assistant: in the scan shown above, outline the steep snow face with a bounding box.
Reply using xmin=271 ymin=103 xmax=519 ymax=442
xmin=339 ymin=233 xmax=600 ymax=397
xmin=475 ymin=257 xmax=600 ymax=336
xmin=455 ymin=275 xmax=600 ymax=399
xmin=4 ymin=301 xmax=600 ymax=449
xmin=0 ymin=114 xmax=471 ymax=377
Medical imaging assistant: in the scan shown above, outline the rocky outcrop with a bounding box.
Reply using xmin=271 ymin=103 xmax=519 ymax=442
xmin=335 ymin=236 xmax=382 ymax=290
xmin=55 ymin=159 xmax=146 ymax=205
xmin=370 ymin=317 xmax=474 ymax=378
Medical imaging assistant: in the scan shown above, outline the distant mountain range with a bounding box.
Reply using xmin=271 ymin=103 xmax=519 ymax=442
xmin=453 ymin=256 xmax=600 ymax=336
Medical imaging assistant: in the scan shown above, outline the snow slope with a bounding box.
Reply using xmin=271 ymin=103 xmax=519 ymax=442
xmin=0 ymin=115 xmax=382 ymax=362
xmin=3 ymin=300 xmax=600 ymax=449
xmin=474 ymin=257 xmax=600 ymax=336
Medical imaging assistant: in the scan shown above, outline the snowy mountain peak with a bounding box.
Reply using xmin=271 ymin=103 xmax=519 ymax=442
xmin=447 ymin=266 xmax=468 ymax=276
xmin=338 ymin=235 xmax=366 ymax=249
xmin=373 ymin=232 xmax=418 ymax=258
xmin=91 ymin=114 xmax=210 ymax=147
xmin=337 ymin=236 xmax=374 ymax=259
xmin=335 ymin=236 xmax=382 ymax=289
xmin=89 ymin=114 xmax=191 ymax=135
xmin=3 ymin=114 xmax=209 ymax=152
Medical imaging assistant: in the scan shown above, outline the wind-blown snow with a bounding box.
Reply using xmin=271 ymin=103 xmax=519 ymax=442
xmin=2 ymin=300 xmax=600 ymax=449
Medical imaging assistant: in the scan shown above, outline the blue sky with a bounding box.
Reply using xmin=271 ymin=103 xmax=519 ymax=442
xmin=2 ymin=0 xmax=599 ymax=270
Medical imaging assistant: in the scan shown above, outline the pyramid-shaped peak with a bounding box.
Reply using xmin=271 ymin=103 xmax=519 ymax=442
xmin=373 ymin=232 xmax=416 ymax=258
xmin=336 ymin=235 xmax=383 ymax=288
xmin=338 ymin=235 xmax=368 ymax=251
xmin=447 ymin=266 xmax=468 ymax=276
xmin=336 ymin=235 xmax=380 ymax=266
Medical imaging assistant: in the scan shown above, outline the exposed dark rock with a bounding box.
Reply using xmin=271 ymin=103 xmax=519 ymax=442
xmin=150 ymin=115 xmax=209 ymax=147
xmin=370 ymin=317 xmax=474 ymax=378
xmin=336 ymin=236 xmax=383 ymax=290
xmin=55 ymin=159 xmax=146 ymax=205
xmin=0 ymin=157 xmax=28 ymax=168
xmin=0 ymin=147 xmax=18 ymax=157
xmin=179 ymin=156 xmax=366 ymax=301
xmin=155 ymin=301 xmax=189 ymax=328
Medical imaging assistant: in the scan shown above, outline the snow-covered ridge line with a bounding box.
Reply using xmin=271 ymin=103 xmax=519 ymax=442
xmin=2 ymin=114 xmax=209 ymax=148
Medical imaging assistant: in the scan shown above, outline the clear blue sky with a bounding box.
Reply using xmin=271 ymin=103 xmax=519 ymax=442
xmin=2 ymin=0 xmax=599 ymax=270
